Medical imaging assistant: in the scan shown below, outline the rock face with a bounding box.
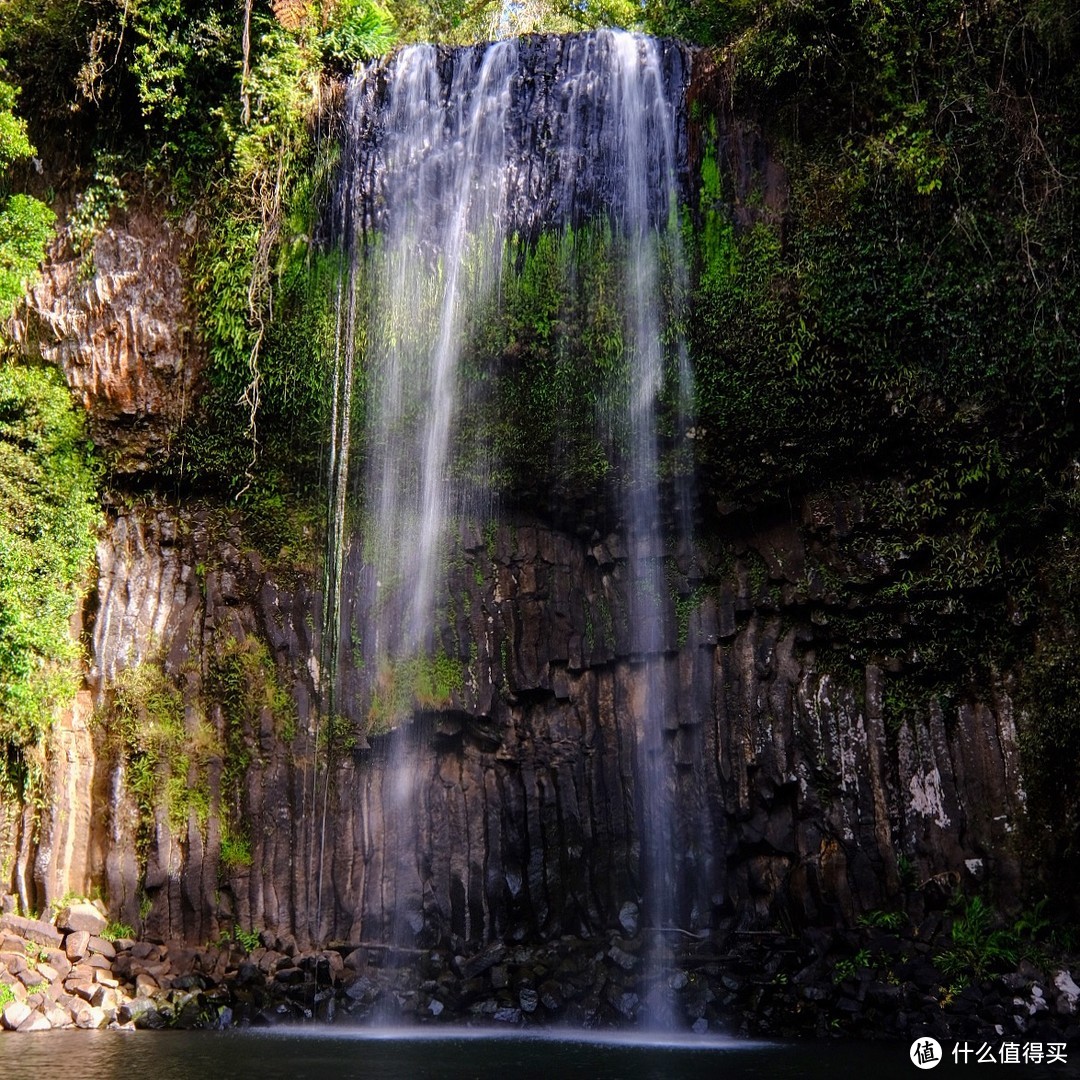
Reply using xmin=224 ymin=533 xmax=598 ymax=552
xmin=7 ymin=208 xmax=201 ymax=472
xmin=24 ymin=497 xmax=1025 ymax=951
xmin=341 ymin=33 xmax=692 ymax=244
xmin=4 ymin=895 xmax=1077 ymax=1038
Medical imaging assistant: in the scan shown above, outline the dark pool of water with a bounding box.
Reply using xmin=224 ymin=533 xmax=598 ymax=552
xmin=0 ymin=1027 xmax=1076 ymax=1079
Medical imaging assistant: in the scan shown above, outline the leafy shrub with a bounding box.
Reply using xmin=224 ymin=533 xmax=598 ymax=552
xmin=857 ymin=909 xmax=907 ymax=932
xmin=109 ymin=661 xmax=218 ymax=840
xmin=367 ymin=651 xmax=464 ymax=733
xmin=321 ymin=0 xmax=396 ymax=66
xmin=66 ymin=161 xmax=126 ymax=259
xmin=938 ymin=896 xmax=1017 ymax=980
xmin=0 ymin=193 xmax=53 ymax=317
xmin=220 ymin=829 xmax=253 ymax=871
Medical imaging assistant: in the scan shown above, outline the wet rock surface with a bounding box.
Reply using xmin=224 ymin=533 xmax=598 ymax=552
xmin=0 ymin=121 xmax=1050 ymax=1042
xmin=340 ymin=33 xmax=692 ymax=246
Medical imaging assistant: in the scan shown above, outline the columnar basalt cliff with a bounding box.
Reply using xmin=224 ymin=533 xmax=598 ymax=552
xmin=17 ymin=491 xmax=1026 ymax=951
xmin=0 ymin=33 xmax=1047 ymax=1026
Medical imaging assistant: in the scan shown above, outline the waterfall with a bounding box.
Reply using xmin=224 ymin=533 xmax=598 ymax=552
xmin=323 ymin=30 xmax=693 ymax=1025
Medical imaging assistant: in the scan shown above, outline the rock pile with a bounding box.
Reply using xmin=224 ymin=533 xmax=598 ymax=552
xmin=0 ymin=902 xmax=234 ymax=1033
xmin=2 ymin=906 xmax=1079 ymax=1041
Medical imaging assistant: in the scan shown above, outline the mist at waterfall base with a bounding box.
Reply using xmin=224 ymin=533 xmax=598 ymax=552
xmin=320 ymin=28 xmax=704 ymax=1030
xmin=0 ymin=1029 xmax=987 ymax=1080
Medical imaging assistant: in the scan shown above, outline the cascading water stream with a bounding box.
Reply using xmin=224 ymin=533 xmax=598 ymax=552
xmin=322 ymin=30 xmax=694 ymax=1025
xmin=609 ymin=33 xmax=690 ymax=1029
xmin=329 ymin=39 xmax=520 ymax=970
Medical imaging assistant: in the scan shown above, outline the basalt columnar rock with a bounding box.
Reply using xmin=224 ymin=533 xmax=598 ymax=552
xmin=15 ymin=494 xmax=1026 ymax=954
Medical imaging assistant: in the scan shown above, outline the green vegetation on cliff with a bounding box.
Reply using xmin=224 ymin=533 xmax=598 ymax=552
xmin=0 ymin=47 xmax=92 ymax=800
xmin=0 ymin=363 xmax=98 ymax=796
xmin=679 ymin=0 xmax=1080 ymax=898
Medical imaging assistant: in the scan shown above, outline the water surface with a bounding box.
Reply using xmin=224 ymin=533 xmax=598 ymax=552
xmin=2 ymin=1027 xmax=1075 ymax=1080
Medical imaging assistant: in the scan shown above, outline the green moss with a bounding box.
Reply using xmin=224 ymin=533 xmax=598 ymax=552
xmin=109 ymin=661 xmax=218 ymax=850
xmin=461 ymin=221 xmax=686 ymax=507
xmin=1016 ymin=521 xmax=1080 ymax=897
xmin=239 ymin=484 xmax=323 ymax=576
xmin=484 ymin=519 xmax=499 ymax=561
xmin=673 ymin=586 xmax=708 ymax=649
xmin=881 ymin=675 xmax=939 ymax=736
xmin=327 ymin=712 xmax=358 ymax=754
xmin=219 ymin=827 xmax=253 ymax=872
xmin=206 ymin=631 xmax=295 ymax=817
xmin=367 ymin=650 xmax=465 ymax=734
xmin=101 ymin=921 xmax=135 ymax=942
xmin=596 ymin=595 xmax=615 ymax=651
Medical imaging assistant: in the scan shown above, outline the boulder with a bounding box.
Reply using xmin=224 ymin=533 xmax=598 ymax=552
xmin=118 ymin=997 xmax=155 ymax=1025
xmin=17 ymin=968 xmax=45 ymax=989
xmin=96 ymin=988 xmax=119 ymax=1019
xmin=539 ymin=981 xmax=564 ymax=1011
xmin=1 ymin=1000 xmax=32 ymax=1030
xmin=78 ymin=1005 xmax=108 ymax=1029
xmin=456 ymin=942 xmax=507 ymax=980
xmin=0 ymin=915 xmax=62 ymax=949
xmin=607 ymin=945 xmax=638 ymax=972
xmin=42 ymin=951 xmax=71 ymax=979
xmin=44 ymin=1004 xmax=72 ymax=1029
xmin=69 ymin=981 xmax=97 ymax=1003
xmin=35 ymin=963 xmax=59 ymax=983
xmin=55 ymin=904 xmax=107 ymax=938
xmin=1054 ymin=971 xmax=1079 ymax=1016
xmin=87 ymin=936 xmax=117 ymax=960
xmin=344 ymin=975 xmax=377 ymax=1003
xmin=1 ymin=953 xmax=27 ymax=976
xmin=16 ymin=1010 xmax=51 ymax=1033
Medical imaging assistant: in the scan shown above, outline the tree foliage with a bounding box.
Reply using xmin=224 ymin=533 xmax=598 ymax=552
xmin=0 ymin=71 xmax=53 ymax=319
